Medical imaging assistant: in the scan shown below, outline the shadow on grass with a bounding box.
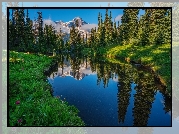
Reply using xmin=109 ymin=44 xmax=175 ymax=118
xmin=106 ymin=44 xmax=171 ymax=94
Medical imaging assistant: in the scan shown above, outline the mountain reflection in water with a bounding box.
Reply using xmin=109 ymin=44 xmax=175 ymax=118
xmin=47 ymin=54 xmax=171 ymax=126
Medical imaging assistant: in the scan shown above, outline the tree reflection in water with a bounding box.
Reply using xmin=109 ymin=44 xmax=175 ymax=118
xmin=47 ymin=53 xmax=171 ymax=126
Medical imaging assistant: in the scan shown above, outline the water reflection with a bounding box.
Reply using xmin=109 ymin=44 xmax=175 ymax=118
xmin=46 ymin=53 xmax=171 ymax=126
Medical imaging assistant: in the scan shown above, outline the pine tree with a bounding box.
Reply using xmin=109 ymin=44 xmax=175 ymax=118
xmin=76 ymin=31 xmax=82 ymax=51
xmin=90 ymin=28 xmax=95 ymax=48
xmin=117 ymin=21 xmax=121 ymax=43
xmin=36 ymin=11 xmax=44 ymax=53
xmin=100 ymin=22 xmax=106 ymax=47
xmin=98 ymin=12 xmax=101 ymax=32
xmin=82 ymin=34 xmax=85 ymax=45
xmin=120 ymin=9 xmax=139 ymax=45
xmin=149 ymin=9 xmax=169 ymax=45
xmin=120 ymin=9 xmax=130 ymax=45
xmin=18 ymin=9 xmax=26 ymax=51
xmin=137 ymin=9 xmax=151 ymax=46
xmin=113 ymin=20 xmax=118 ymax=43
xmin=93 ymin=27 xmax=98 ymax=51
xmin=69 ymin=24 xmax=77 ymax=51
xmin=104 ymin=9 xmax=110 ymax=45
xmin=25 ymin=9 xmax=34 ymax=52
xmin=85 ymin=33 xmax=88 ymax=46
xmin=109 ymin=11 xmax=114 ymax=45
xmin=96 ymin=12 xmax=101 ymax=47
xmin=11 ymin=9 xmax=26 ymax=51
xmin=43 ymin=24 xmax=49 ymax=53
xmin=9 ymin=9 xmax=15 ymax=49
xmin=128 ymin=9 xmax=139 ymax=44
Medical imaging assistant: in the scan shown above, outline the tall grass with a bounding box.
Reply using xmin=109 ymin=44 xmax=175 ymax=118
xmin=9 ymin=51 xmax=85 ymax=126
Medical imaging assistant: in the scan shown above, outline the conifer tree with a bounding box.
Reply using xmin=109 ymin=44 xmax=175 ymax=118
xmin=149 ymin=9 xmax=168 ymax=45
xmin=36 ymin=11 xmax=44 ymax=53
xmin=113 ymin=20 xmax=118 ymax=43
xmin=82 ymin=34 xmax=85 ymax=45
xmin=43 ymin=23 xmax=57 ymax=54
xmin=18 ymin=9 xmax=26 ymax=51
xmin=100 ymin=22 xmax=106 ymax=47
xmin=96 ymin=13 xmax=101 ymax=47
xmin=9 ymin=10 xmax=15 ymax=49
xmin=69 ymin=24 xmax=77 ymax=51
xmin=109 ymin=11 xmax=114 ymax=45
xmin=98 ymin=12 xmax=101 ymax=32
xmin=104 ymin=9 xmax=110 ymax=45
xmin=90 ymin=28 xmax=95 ymax=48
xmin=128 ymin=9 xmax=139 ymax=44
xmin=117 ymin=21 xmax=121 ymax=43
xmin=25 ymin=9 xmax=34 ymax=52
xmin=120 ymin=9 xmax=130 ymax=45
xmin=93 ymin=27 xmax=98 ymax=51
xmin=85 ymin=33 xmax=88 ymax=46
xmin=137 ymin=9 xmax=151 ymax=46
xmin=119 ymin=9 xmax=139 ymax=45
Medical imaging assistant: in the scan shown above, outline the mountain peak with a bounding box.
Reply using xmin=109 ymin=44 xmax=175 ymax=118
xmin=55 ymin=17 xmax=89 ymax=28
xmin=73 ymin=16 xmax=82 ymax=21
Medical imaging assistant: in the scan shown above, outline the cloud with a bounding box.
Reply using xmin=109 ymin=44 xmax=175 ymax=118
xmin=55 ymin=24 xmax=70 ymax=33
xmin=115 ymin=15 xmax=122 ymax=22
xmin=43 ymin=19 xmax=56 ymax=26
xmin=80 ymin=24 xmax=98 ymax=31
xmin=43 ymin=19 xmax=70 ymax=33
xmin=33 ymin=18 xmax=98 ymax=34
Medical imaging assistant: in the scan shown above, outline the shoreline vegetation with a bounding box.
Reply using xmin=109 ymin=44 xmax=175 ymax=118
xmin=9 ymin=51 xmax=85 ymax=126
xmin=9 ymin=41 xmax=171 ymax=126
xmin=82 ymin=43 xmax=171 ymax=96
xmin=8 ymin=8 xmax=171 ymax=126
xmin=106 ymin=43 xmax=171 ymax=95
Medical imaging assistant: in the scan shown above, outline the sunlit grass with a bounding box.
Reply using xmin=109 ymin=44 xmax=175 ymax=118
xmin=105 ymin=43 xmax=171 ymax=94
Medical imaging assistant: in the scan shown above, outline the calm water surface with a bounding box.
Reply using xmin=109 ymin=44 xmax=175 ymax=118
xmin=47 ymin=55 xmax=171 ymax=126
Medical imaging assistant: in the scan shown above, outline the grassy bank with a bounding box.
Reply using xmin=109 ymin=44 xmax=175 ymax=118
xmin=9 ymin=51 xmax=85 ymax=126
xmin=105 ymin=43 xmax=171 ymax=94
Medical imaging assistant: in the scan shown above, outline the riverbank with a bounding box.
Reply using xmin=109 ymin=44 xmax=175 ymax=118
xmin=105 ymin=43 xmax=171 ymax=95
xmin=9 ymin=51 xmax=85 ymax=126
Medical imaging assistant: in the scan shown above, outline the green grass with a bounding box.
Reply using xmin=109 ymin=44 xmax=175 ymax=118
xmin=105 ymin=43 xmax=171 ymax=94
xmin=9 ymin=51 xmax=85 ymax=126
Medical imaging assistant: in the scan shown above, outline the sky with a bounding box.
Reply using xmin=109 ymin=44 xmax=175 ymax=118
xmin=3 ymin=2 xmax=147 ymax=33
xmin=7 ymin=9 xmax=145 ymax=24
xmin=8 ymin=9 xmax=126 ymax=24
xmin=7 ymin=8 xmax=145 ymax=33
xmin=3 ymin=2 xmax=150 ymax=24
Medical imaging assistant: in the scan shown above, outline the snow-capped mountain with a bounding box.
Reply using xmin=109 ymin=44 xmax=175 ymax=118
xmin=52 ymin=17 xmax=97 ymax=40
xmin=54 ymin=17 xmax=89 ymax=29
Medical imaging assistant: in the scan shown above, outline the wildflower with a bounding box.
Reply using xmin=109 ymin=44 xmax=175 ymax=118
xmin=16 ymin=100 xmax=20 ymax=105
xmin=18 ymin=119 xmax=22 ymax=123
